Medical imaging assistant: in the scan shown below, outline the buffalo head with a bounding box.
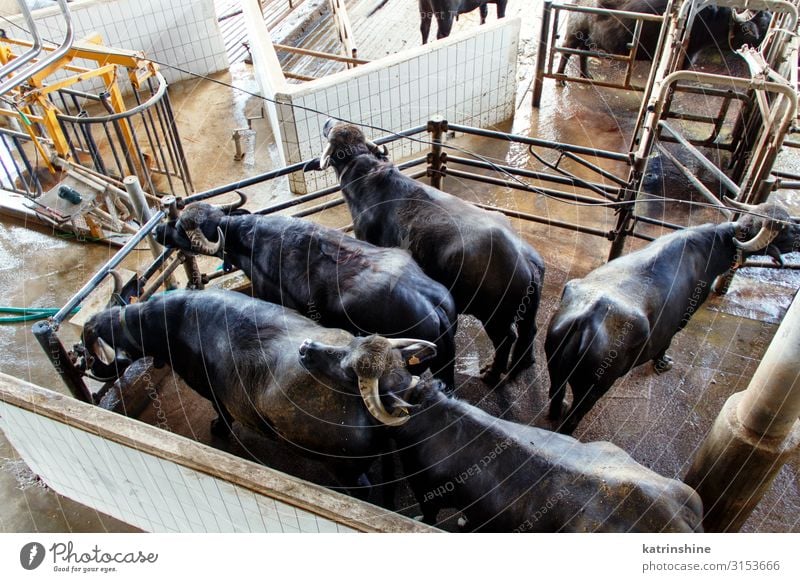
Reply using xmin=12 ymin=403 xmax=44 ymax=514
xmin=299 ymin=334 xmax=437 ymax=426
xmin=305 ymin=120 xmax=389 ymax=173
xmin=730 ymin=10 xmax=771 ymax=50
xmin=80 ymin=306 xmax=139 ymax=381
xmin=727 ymin=197 xmax=797 ymax=265
xmin=154 ymin=192 xmax=247 ymax=256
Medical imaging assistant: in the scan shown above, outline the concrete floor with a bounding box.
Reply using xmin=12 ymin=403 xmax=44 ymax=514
xmin=1 ymin=1 xmax=799 ymax=532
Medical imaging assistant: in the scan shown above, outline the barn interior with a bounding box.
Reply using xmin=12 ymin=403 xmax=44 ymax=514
xmin=0 ymin=0 xmax=799 ymax=533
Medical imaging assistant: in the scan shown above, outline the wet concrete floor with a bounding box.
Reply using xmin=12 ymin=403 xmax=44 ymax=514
xmin=1 ymin=4 xmax=799 ymax=532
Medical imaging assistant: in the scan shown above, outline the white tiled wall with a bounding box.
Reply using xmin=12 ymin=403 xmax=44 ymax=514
xmin=0 ymin=401 xmax=355 ymax=533
xmin=9 ymin=0 xmax=228 ymax=86
xmin=274 ymin=18 xmax=520 ymax=194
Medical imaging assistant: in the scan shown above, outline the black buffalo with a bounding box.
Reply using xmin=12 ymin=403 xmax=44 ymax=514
xmin=154 ymin=195 xmax=457 ymax=385
xmin=545 ymin=204 xmax=791 ymax=434
xmin=308 ymin=120 xmax=545 ymax=386
xmin=556 ymin=1 xmax=771 ymax=80
xmin=81 ymin=289 xmax=439 ymax=494
xmin=368 ymin=0 xmax=508 ymax=44
xmin=300 ymin=337 xmax=703 ymax=532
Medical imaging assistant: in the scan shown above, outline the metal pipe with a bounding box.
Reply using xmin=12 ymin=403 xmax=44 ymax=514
xmin=444 ymin=167 xmax=620 ymax=206
xmin=447 ymin=155 xmax=620 ymax=198
xmin=427 ymin=117 xmax=447 ymax=190
xmin=550 ymin=2 xmax=664 ymax=21
xmin=655 ymin=144 xmax=733 ymax=219
xmin=51 ymin=210 xmax=165 ymax=324
xmin=0 ymin=0 xmax=43 ymax=81
xmin=272 ymin=43 xmax=369 ymax=65
xmin=685 ymin=292 xmax=800 ymax=532
xmin=532 ymin=0 xmax=552 ymax=107
xmin=657 ymin=120 xmax=741 ymax=197
xmin=0 ymin=0 xmax=75 ymax=96
xmin=124 ymin=176 xmax=170 ymax=268
xmin=448 ymin=123 xmax=630 ymax=162
xmin=32 ymin=320 xmax=93 ymax=404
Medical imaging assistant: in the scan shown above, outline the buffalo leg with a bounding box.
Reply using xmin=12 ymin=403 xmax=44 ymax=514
xmin=479 ymin=4 xmax=488 ymax=24
xmin=420 ymin=13 xmax=431 ymax=44
xmin=436 ymin=12 xmax=455 ymax=40
xmin=509 ymin=286 xmax=539 ymax=379
xmin=548 ymin=368 xmax=569 ymax=422
xmin=480 ymin=319 xmax=517 ymax=385
xmin=557 ymin=384 xmax=603 ymax=435
xmin=497 ymin=0 xmax=507 ymax=18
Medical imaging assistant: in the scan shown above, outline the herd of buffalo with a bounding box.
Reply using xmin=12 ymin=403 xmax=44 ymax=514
xmin=79 ymin=119 xmax=796 ymax=532
xmin=73 ymin=0 xmax=791 ymax=535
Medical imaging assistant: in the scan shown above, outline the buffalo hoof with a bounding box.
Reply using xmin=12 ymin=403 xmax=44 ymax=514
xmin=480 ymin=369 xmax=506 ymax=387
xmin=653 ymin=355 xmax=674 ymax=374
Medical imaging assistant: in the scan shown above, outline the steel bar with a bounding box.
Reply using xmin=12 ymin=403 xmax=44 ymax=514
xmin=444 ymin=166 xmax=619 ymax=206
xmin=448 ymin=124 xmax=631 ymax=163
xmin=51 ymin=210 xmax=165 ymax=324
xmin=658 ymin=120 xmax=741 ymax=196
xmin=447 ymin=155 xmax=620 ymax=197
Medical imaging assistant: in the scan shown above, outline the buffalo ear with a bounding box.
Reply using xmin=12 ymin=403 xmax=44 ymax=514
xmin=398 ymin=342 xmax=438 ymax=367
xmin=304 ymin=158 xmax=322 ymax=172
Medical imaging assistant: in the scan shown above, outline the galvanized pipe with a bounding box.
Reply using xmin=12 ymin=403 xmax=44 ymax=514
xmin=51 ymin=210 xmax=165 ymax=325
xmin=447 ymin=155 xmax=620 ymax=197
xmin=32 ymin=320 xmax=93 ymax=403
xmin=0 ymin=0 xmax=74 ymax=96
xmin=685 ymin=292 xmax=800 ymax=531
xmin=0 ymin=0 xmax=43 ymax=82
xmin=448 ymin=123 xmax=631 ymax=163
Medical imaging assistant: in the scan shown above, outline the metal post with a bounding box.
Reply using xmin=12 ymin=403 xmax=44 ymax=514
xmin=532 ymin=1 xmax=552 ymax=108
xmin=684 ymin=292 xmax=800 ymax=532
xmin=32 ymin=321 xmax=93 ymax=404
xmin=427 ymin=117 xmax=448 ymax=190
xmin=125 ymin=175 xmax=177 ymax=291
xmin=607 ymin=167 xmax=640 ymax=260
xmin=163 ymin=196 xmax=204 ymax=290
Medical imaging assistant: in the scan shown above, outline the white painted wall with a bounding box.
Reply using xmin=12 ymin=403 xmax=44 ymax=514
xmin=0 ymin=401 xmax=355 ymax=533
xmin=5 ymin=0 xmax=229 ymax=85
xmin=241 ymin=4 xmax=520 ymax=194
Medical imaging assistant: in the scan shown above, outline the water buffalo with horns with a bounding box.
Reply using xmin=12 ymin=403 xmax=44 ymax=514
xmin=80 ymin=289 xmax=439 ymax=494
xmin=556 ymin=1 xmax=771 ymax=81
xmin=546 ymin=203 xmax=792 ymax=434
xmin=300 ymin=339 xmax=703 ymax=532
xmin=307 ymin=120 xmax=545 ymax=386
xmin=154 ymin=193 xmax=457 ymax=385
xmin=726 ymin=198 xmax=800 ymax=265
xmin=367 ymin=0 xmax=508 ymax=44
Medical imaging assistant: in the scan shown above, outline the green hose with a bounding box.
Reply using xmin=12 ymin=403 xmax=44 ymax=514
xmin=0 ymin=306 xmax=80 ymax=324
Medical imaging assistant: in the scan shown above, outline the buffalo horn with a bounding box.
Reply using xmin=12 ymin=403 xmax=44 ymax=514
xmin=358 ymin=376 xmax=410 ymax=426
xmin=318 ymin=142 xmax=333 ymax=170
xmin=215 ymin=191 xmax=247 ymax=213
xmin=92 ymin=337 xmax=117 ymax=366
xmin=187 ymin=226 xmax=225 ymax=255
xmin=732 ymin=9 xmax=756 ymax=23
xmin=366 ymin=139 xmax=388 ymax=157
xmin=734 ymin=221 xmax=781 ymax=252
xmin=723 ymin=196 xmax=760 ymax=213
xmin=385 ymin=338 xmax=437 ymax=350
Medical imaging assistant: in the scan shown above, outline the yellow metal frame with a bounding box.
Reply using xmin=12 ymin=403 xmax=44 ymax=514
xmin=0 ymin=33 xmax=160 ymax=176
